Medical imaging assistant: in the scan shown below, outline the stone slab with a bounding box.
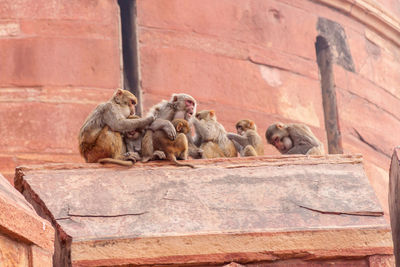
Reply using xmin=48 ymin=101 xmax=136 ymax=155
xmin=15 ymin=155 xmax=392 ymax=266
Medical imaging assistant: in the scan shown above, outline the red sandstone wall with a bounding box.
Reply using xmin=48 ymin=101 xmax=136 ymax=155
xmin=0 ymin=0 xmax=399 ymax=219
xmin=0 ymin=0 xmax=121 ymax=179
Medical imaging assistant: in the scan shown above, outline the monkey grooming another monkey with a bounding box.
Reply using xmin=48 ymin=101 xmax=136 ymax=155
xmin=142 ymin=93 xmax=203 ymax=161
xmin=151 ymin=119 xmax=195 ymax=168
xmin=78 ymin=89 xmax=154 ymax=166
xmin=266 ymin=122 xmax=324 ymax=155
xmin=227 ymin=119 xmax=264 ymax=157
xmin=193 ymin=110 xmax=237 ymax=158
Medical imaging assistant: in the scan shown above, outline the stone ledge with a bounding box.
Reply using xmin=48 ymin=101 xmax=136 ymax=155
xmin=0 ymin=174 xmax=54 ymax=252
xmin=15 ymin=154 xmax=392 ymax=266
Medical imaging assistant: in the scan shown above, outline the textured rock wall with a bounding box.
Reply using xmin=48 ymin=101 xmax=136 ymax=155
xmin=0 ymin=0 xmax=121 ymax=180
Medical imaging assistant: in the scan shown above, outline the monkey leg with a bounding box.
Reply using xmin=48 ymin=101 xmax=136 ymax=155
xmin=201 ymin=142 xmax=225 ymax=159
xmin=86 ymin=126 xmax=122 ymax=163
xmin=243 ymin=145 xmax=257 ymax=157
xmin=223 ymin=140 xmax=238 ymax=158
xmin=141 ymin=130 xmax=154 ymax=162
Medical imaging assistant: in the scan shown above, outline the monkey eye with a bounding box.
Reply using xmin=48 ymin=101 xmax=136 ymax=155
xmin=131 ymin=100 xmax=136 ymax=105
xmin=237 ymin=126 xmax=243 ymax=130
xmin=273 ymin=137 xmax=280 ymax=144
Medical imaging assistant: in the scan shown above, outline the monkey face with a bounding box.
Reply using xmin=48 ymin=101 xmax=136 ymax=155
xmin=236 ymin=119 xmax=256 ymax=135
xmin=195 ymin=110 xmax=215 ymax=121
xmin=125 ymin=130 xmax=142 ymax=139
xmin=172 ymin=119 xmax=190 ymax=134
xmin=185 ymin=99 xmax=195 ymax=119
xmin=171 ymin=94 xmax=197 ymax=121
xmin=271 ymin=136 xmax=293 ymax=153
xmin=115 ymin=89 xmax=138 ymax=116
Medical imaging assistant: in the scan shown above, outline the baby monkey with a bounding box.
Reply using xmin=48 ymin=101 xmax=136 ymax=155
xmin=227 ymin=119 xmax=264 ymax=157
xmin=266 ymin=122 xmax=324 ymax=155
xmin=123 ymin=115 xmax=146 ymax=162
xmin=150 ymin=119 xmax=195 ymax=168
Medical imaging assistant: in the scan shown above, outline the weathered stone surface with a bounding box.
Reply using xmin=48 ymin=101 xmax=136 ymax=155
xmin=0 ymin=38 xmax=119 ymax=88
xmin=15 ymin=155 xmax=392 ymax=266
xmin=0 ymin=173 xmax=54 ymax=266
xmin=0 ymin=174 xmax=54 ymax=252
xmin=368 ymin=254 xmax=395 ymax=267
xmin=30 ymin=245 xmax=53 ymax=267
xmin=0 ymin=233 xmax=29 ymax=267
xmin=389 ymin=147 xmax=400 ymax=267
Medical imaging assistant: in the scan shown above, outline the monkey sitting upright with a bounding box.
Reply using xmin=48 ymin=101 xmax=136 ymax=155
xmin=150 ymin=119 xmax=195 ymax=168
xmin=193 ymin=110 xmax=237 ymax=158
xmin=78 ymin=89 xmax=154 ymax=166
xmin=266 ymin=122 xmax=324 ymax=155
xmin=227 ymin=119 xmax=264 ymax=157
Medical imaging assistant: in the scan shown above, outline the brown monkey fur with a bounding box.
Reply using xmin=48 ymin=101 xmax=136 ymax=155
xmin=193 ymin=110 xmax=237 ymax=158
xmin=227 ymin=119 xmax=264 ymax=157
xmin=141 ymin=93 xmax=203 ymax=161
xmin=151 ymin=119 xmax=195 ymax=168
xmin=78 ymin=89 xmax=154 ymax=166
xmin=266 ymin=122 xmax=324 ymax=155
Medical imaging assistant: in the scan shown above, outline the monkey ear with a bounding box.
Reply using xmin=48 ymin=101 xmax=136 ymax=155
xmin=249 ymin=121 xmax=255 ymax=127
xmin=116 ymin=89 xmax=123 ymax=96
xmin=176 ymin=122 xmax=182 ymax=132
xmin=276 ymin=122 xmax=285 ymax=129
xmin=173 ymin=95 xmax=178 ymax=102
xmin=209 ymin=110 xmax=215 ymax=117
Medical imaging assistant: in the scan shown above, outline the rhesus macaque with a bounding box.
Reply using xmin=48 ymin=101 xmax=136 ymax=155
xmin=123 ymin=115 xmax=145 ymax=162
xmin=193 ymin=110 xmax=237 ymax=158
xmin=78 ymin=89 xmax=154 ymax=166
xmin=266 ymin=122 xmax=324 ymax=155
xmin=150 ymin=119 xmax=195 ymax=168
xmin=227 ymin=119 xmax=264 ymax=157
xmin=141 ymin=93 xmax=203 ymax=161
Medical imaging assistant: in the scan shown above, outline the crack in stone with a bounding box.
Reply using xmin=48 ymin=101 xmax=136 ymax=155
xmin=353 ymin=128 xmax=390 ymax=158
xmin=297 ymin=204 xmax=383 ymax=217
xmin=55 ymin=211 xmax=148 ymax=220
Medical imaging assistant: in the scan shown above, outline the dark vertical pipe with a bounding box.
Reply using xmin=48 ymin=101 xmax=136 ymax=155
xmin=118 ymin=0 xmax=142 ymax=115
xmin=315 ymin=36 xmax=343 ymax=154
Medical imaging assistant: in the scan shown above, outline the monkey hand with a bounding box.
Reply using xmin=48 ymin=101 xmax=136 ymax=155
xmin=146 ymin=115 xmax=155 ymax=123
xmin=164 ymin=122 xmax=177 ymax=140
xmin=149 ymin=119 xmax=176 ymax=140
xmin=124 ymin=151 xmax=141 ymax=162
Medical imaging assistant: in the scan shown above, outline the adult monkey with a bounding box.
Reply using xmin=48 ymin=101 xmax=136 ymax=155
xmin=79 ymin=89 xmax=154 ymax=166
xmin=266 ymin=122 xmax=324 ymax=155
xmin=142 ymin=93 xmax=203 ymax=161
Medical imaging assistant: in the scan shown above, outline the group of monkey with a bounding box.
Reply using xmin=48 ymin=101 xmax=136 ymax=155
xmin=78 ymin=89 xmax=324 ymax=168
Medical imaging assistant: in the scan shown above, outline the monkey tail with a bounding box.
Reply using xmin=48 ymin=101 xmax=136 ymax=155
xmin=98 ymin=158 xmax=133 ymax=167
xmin=169 ymin=154 xmax=195 ymax=168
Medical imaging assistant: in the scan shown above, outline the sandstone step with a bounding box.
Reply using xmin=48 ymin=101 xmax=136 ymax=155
xmin=15 ymin=154 xmax=393 ymax=266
